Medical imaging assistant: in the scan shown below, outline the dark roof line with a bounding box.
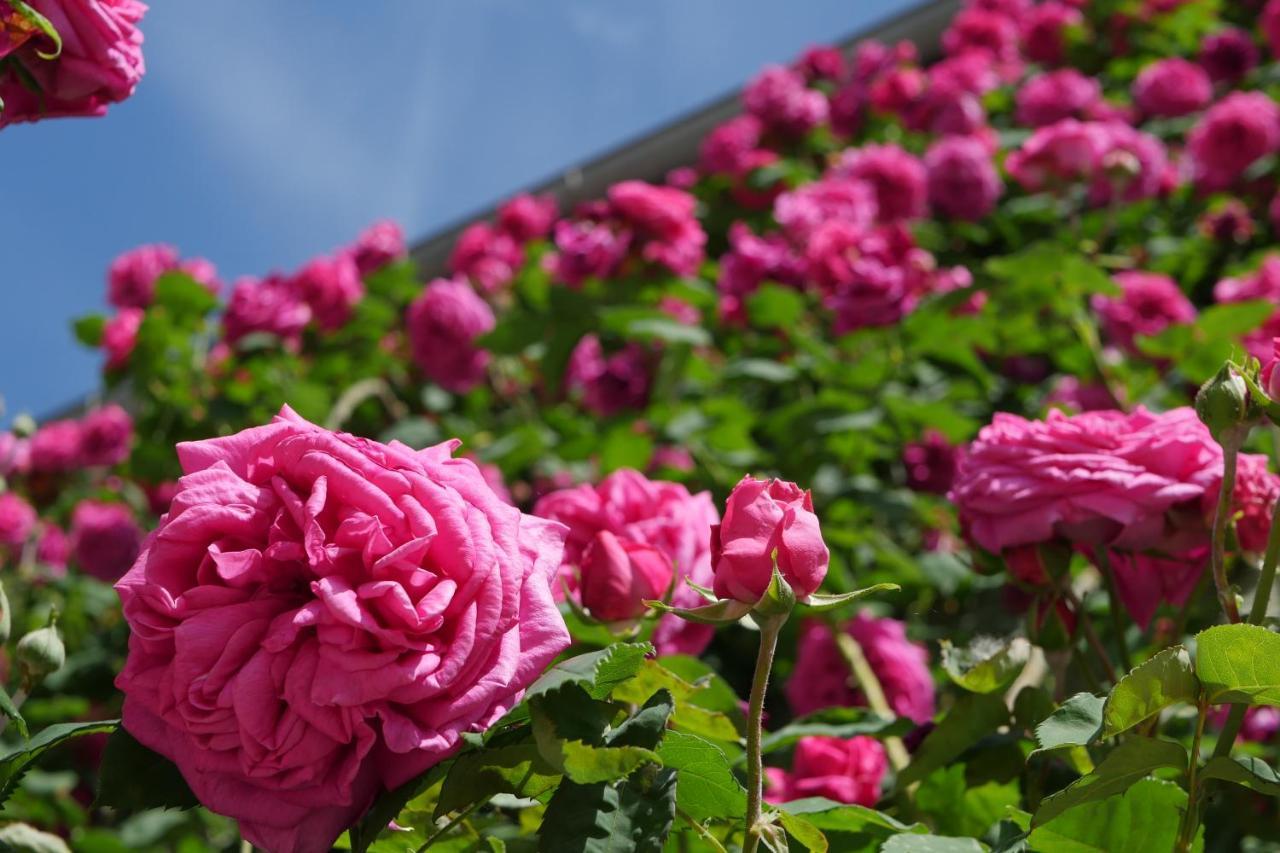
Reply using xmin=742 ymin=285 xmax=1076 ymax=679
xmin=408 ymin=0 xmax=959 ymax=277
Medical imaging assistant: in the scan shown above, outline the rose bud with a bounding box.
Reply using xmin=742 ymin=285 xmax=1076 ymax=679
xmin=1195 ymin=363 xmax=1253 ymax=443
xmin=16 ymin=622 xmax=65 ymax=684
xmin=578 ymin=531 xmax=674 ymax=622
xmin=711 ymin=476 xmax=829 ymax=604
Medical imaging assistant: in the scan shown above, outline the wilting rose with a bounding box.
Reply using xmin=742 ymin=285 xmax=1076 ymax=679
xmin=950 ymin=407 xmax=1221 ymax=555
xmin=406 ymin=278 xmax=495 ymax=394
xmin=534 ymin=468 xmax=719 ymax=655
xmin=0 ymin=493 xmax=36 ymax=548
xmin=115 ymin=407 xmax=569 ymax=853
xmin=711 ymin=476 xmax=828 ymax=603
xmin=71 ymin=500 xmax=141 ymax=581
xmin=577 ymin=530 xmax=674 ymax=622
xmin=0 ymin=0 xmax=146 ymax=128
xmin=764 ymin=736 xmax=887 ymax=806
xmin=786 ymin=615 xmax=935 ymax=723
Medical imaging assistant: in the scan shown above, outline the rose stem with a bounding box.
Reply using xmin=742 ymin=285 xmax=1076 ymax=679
xmin=742 ymin=613 xmax=785 ymax=853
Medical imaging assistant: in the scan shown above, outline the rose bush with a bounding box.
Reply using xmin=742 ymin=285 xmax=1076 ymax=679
xmin=8 ymin=0 xmax=1280 ymax=850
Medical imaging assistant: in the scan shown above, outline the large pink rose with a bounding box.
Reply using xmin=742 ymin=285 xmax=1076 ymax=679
xmin=0 ymin=0 xmax=145 ymax=128
xmin=786 ymin=615 xmax=935 ymax=724
xmin=950 ymin=407 xmax=1220 ymax=555
xmin=534 ymin=468 xmax=719 ymax=656
xmin=114 ymin=407 xmax=569 ymax=853
xmin=711 ymin=476 xmax=828 ymax=603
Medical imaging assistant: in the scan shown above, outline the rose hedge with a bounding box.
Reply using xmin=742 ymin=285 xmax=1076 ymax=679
xmin=8 ymin=0 xmax=1280 ymax=850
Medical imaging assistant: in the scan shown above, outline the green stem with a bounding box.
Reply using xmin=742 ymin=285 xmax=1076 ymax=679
xmin=834 ymin=632 xmax=912 ymax=772
xmin=1062 ymin=588 xmax=1119 ymax=685
xmin=1175 ymin=700 xmax=1208 ymax=853
xmin=1211 ymin=441 xmax=1243 ymax=624
xmin=415 ymin=800 xmax=480 ymax=853
xmin=743 ymin=614 xmax=785 ymax=853
xmin=1093 ymin=550 xmax=1134 ymax=673
xmin=677 ymin=807 xmax=728 ymax=853
xmin=1212 ymin=488 xmax=1280 ymax=758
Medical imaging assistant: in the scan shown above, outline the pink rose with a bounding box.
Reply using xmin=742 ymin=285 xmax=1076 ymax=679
xmin=711 ymin=476 xmax=828 ymax=603
xmin=548 ymin=217 xmax=631 ymax=287
xmin=71 ymin=500 xmax=140 ymax=581
xmin=102 ymin=308 xmax=143 ymax=371
xmin=222 ymin=276 xmax=312 ymax=349
xmin=903 ymin=429 xmax=961 ymax=495
xmin=28 ymin=418 xmax=83 ymax=474
xmin=716 ymin=223 xmax=806 ymax=324
xmin=1021 ymin=2 xmax=1082 ymax=65
xmin=564 ymin=334 xmax=652 ymax=417
xmin=534 ymin=468 xmax=719 ymax=656
xmin=107 ymin=244 xmax=220 ymax=309
xmin=406 ymin=278 xmax=494 ymax=394
xmin=448 ymin=222 xmax=523 ymax=295
xmin=924 ymin=135 xmax=1001 ymax=221
xmin=1225 ymin=453 xmax=1280 ymax=554
xmin=1213 ymin=706 xmax=1280 ymax=744
xmin=1046 ymin=376 xmax=1118 ymax=413
xmin=787 ymin=615 xmax=935 ymax=723
xmin=578 ymin=530 xmax=674 ymax=622
xmin=290 ymin=253 xmax=363 ymax=332
xmin=36 ymin=522 xmax=69 ymax=570
xmin=497 ymin=193 xmax=557 ymax=243
xmin=115 ymin=406 xmax=569 ymax=853
xmin=773 ymin=177 xmax=878 ymax=244
xmin=793 ymin=45 xmax=845 ymax=83
xmin=698 ymin=115 xmax=766 ymax=176
xmin=350 ymin=220 xmax=406 ymax=276
xmin=1088 ymin=122 xmax=1167 ymax=206
xmin=1132 ymin=58 xmax=1211 ymax=118
xmin=742 ymin=65 xmax=829 ymax=136
xmin=607 ymin=181 xmax=706 ymax=277
xmin=1091 ymin=271 xmax=1195 ymax=354
xmin=0 ymin=0 xmax=145 ymax=128
xmin=832 ymin=144 xmax=926 ymax=222
xmin=1214 ymin=256 xmax=1280 ymax=363
xmin=0 ymin=493 xmax=36 ymax=548
xmin=942 ymin=8 xmax=1020 ymax=67
xmin=950 ymin=407 xmax=1220 ymax=555
xmin=1015 ymin=70 xmax=1101 ymax=128
xmin=766 ymin=736 xmax=886 ymax=807
xmin=78 ymin=403 xmax=133 ymax=467
xmin=806 ymin=221 xmax=938 ymax=333
xmin=1199 ymin=27 xmax=1258 ymax=84
xmin=1188 ymin=92 xmax=1280 ymax=192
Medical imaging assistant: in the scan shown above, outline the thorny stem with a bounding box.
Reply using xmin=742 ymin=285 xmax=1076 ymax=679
xmin=834 ymin=632 xmax=912 ymax=773
xmin=742 ymin=614 xmax=785 ymax=853
xmin=1210 ymin=440 xmax=1244 ymax=624
xmin=1092 ymin=549 xmax=1134 ymax=673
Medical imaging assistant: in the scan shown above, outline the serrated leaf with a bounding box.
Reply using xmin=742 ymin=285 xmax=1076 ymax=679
xmin=1102 ymin=646 xmax=1198 ymax=738
xmin=0 ymin=720 xmax=117 ymax=806
xmin=1031 ymin=693 xmax=1104 ymax=758
xmin=612 ymin=660 xmax=741 ymax=742
xmin=605 ymin=690 xmax=674 ymax=750
xmin=435 ymin=744 xmax=559 ymax=818
xmin=1195 ymin=623 xmax=1280 ymax=706
xmin=1028 ymin=778 xmax=1194 ymax=852
xmin=94 ymin=727 xmax=197 ymax=814
xmin=656 ymin=730 xmax=745 ymax=821
xmin=761 ymin=707 xmax=910 ymax=754
xmin=1200 ymin=755 xmax=1280 ymax=796
xmin=941 ymin=637 xmax=1031 ymax=694
xmin=803 ymin=583 xmax=900 ymax=613
xmin=898 ymin=693 xmax=1010 ymax=788
xmin=525 ymin=643 xmax=653 ymax=703
xmin=538 ymin=766 xmax=677 ymax=853
xmin=1031 ymin=737 xmax=1187 ymax=827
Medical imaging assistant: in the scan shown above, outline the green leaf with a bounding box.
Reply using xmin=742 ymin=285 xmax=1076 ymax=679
xmin=538 ymin=766 xmax=677 ymax=853
xmin=8 ymin=0 xmax=62 ymax=59
xmin=941 ymin=637 xmax=1032 ymax=694
xmin=881 ymin=833 xmax=988 ymax=851
xmin=1102 ymin=646 xmax=1198 ymax=738
xmin=1031 ymin=693 xmax=1104 ymax=757
xmin=611 ymin=660 xmax=742 ymax=742
xmin=72 ymin=314 xmax=107 ymax=348
xmin=435 ymin=744 xmax=559 ymax=817
xmin=778 ymin=811 xmax=829 ymax=852
xmin=761 ymin=707 xmax=910 ymax=754
xmin=562 ymin=741 xmax=662 ymax=784
xmin=624 ymin=317 xmax=711 ymax=347
xmin=605 ymin=690 xmax=674 ymax=750
xmin=656 ymin=731 xmax=745 ymax=821
xmin=776 ymin=798 xmax=924 ymax=836
xmin=349 ymin=764 xmax=449 ymax=853
xmin=94 ymin=727 xmax=198 ymax=813
xmin=916 ymin=765 xmax=1021 ymax=838
xmin=1028 ymin=778 xmax=1193 ymax=852
xmin=1031 ymin=737 xmax=1188 ymax=827
xmin=525 ymin=643 xmax=653 ymax=703
xmin=0 ymin=686 xmax=28 ymax=739
xmin=0 ymin=720 xmax=117 ymax=806
xmin=152 ymin=272 xmax=218 ymax=317
xmin=725 ymin=358 xmax=799 ymax=383
xmin=747 ymin=284 xmax=807 ymax=329
xmin=598 ymin=424 xmax=655 ymax=475
xmin=1195 ymin=623 xmax=1280 ymax=706
xmin=898 ymin=693 xmax=1010 ymax=788
xmin=1200 ymin=755 xmax=1280 ymax=796
xmin=803 ymin=583 xmax=901 ymax=613
xmin=646 ymin=597 xmax=752 ymax=626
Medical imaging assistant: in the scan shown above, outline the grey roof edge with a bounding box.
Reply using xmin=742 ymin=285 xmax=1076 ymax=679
xmin=408 ymin=0 xmax=960 ymax=278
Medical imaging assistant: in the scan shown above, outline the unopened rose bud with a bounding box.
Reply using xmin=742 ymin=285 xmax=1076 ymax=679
xmin=16 ymin=620 xmax=65 ymax=685
xmin=711 ymin=476 xmax=828 ymax=604
xmin=579 ymin=531 xmax=674 ymax=622
xmin=0 ymin=582 xmax=11 ymax=646
xmin=1196 ymin=364 xmax=1253 ymax=444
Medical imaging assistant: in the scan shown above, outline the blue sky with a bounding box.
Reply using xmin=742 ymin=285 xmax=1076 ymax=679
xmin=1 ymin=0 xmax=910 ymax=421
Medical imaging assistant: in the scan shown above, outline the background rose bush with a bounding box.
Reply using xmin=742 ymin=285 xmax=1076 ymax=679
xmin=7 ymin=0 xmax=1280 ymax=849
